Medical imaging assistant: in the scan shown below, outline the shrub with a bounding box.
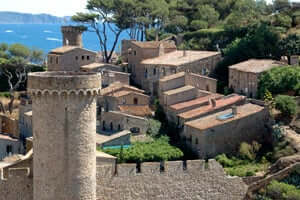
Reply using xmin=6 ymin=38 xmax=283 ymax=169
xmin=239 ymin=141 xmax=261 ymax=161
xmin=266 ymin=180 xmax=300 ymax=200
xmin=101 ymin=136 xmax=184 ymax=163
xmin=147 ymin=119 xmax=162 ymax=138
xmin=215 ymin=154 xmax=234 ymax=167
xmin=258 ymin=66 xmax=300 ymax=98
xmin=275 ymin=95 xmax=297 ymax=118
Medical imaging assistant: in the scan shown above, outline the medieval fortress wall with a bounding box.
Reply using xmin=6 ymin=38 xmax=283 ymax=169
xmin=96 ymin=159 xmax=248 ymax=200
xmin=0 ymin=159 xmax=248 ymax=200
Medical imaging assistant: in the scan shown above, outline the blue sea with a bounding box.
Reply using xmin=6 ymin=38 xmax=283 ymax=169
xmin=0 ymin=24 xmax=129 ymax=54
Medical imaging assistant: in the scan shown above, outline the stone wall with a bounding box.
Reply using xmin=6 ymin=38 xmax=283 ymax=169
xmin=163 ymin=86 xmax=197 ymax=107
xmin=99 ymin=111 xmax=149 ymax=134
xmin=116 ymin=92 xmax=149 ymax=106
xmin=185 ymin=73 xmax=217 ymax=93
xmin=0 ymin=138 xmax=22 ymax=160
xmin=102 ymin=70 xmax=130 ymax=87
xmin=0 ymin=114 xmax=19 ymax=138
xmin=0 ymin=169 xmax=33 ymax=200
xmin=96 ymin=159 xmax=248 ymax=200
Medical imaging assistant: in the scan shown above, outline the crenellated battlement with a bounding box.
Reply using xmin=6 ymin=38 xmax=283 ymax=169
xmin=61 ymin=26 xmax=86 ymax=33
xmin=97 ymin=159 xmax=225 ymax=178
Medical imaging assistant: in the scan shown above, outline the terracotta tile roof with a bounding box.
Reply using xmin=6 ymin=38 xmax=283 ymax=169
xmin=49 ymin=46 xmax=96 ymax=55
xmin=170 ymin=94 xmax=223 ymax=111
xmin=178 ymin=95 xmax=246 ymax=120
xmin=164 ymin=85 xmax=195 ymax=96
xmin=141 ymin=50 xmax=220 ymax=66
xmin=185 ymin=103 xmax=265 ymax=130
xmin=118 ymin=105 xmax=153 ymax=117
xmin=132 ymin=41 xmax=176 ymax=49
xmin=111 ymin=91 xmax=149 ymax=98
xmin=101 ymin=82 xmax=144 ymax=96
xmin=229 ymin=59 xmax=283 ymax=73
xmin=159 ymin=72 xmax=185 ymax=82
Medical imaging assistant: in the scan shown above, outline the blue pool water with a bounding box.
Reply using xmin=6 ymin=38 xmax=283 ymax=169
xmin=0 ymin=24 xmax=129 ymax=54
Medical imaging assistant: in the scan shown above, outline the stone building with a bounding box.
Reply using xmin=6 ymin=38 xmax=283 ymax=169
xmin=229 ymin=59 xmax=283 ymax=98
xmin=28 ymin=71 xmax=101 ymax=200
xmin=182 ymin=103 xmax=270 ymax=158
xmin=47 ymin=46 xmax=97 ymax=71
xmin=98 ymin=82 xmax=152 ymax=117
xmin=122 ymin=40 xmax=222 ymax=95
xmin=0 ymin=133 xmax=22 ymax=160
xmin=19 ymin=95 xmax=32 ymax=139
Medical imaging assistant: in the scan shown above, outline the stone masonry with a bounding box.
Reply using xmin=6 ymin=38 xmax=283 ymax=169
xmin=28 ymin=72 xmax=101 ymax=200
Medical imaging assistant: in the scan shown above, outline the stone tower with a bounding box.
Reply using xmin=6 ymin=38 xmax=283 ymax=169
xmin=61 ymin=26 xmax=85 ymax=47
xmin=28 ymin=72 xmax=101 ymax=200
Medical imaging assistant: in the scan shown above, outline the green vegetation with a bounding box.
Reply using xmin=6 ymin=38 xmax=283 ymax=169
xmin=216 ymin=137 xmax=296 ymax=177
xmin=100 ymin=136 xmax=184 ymax=163
xmin=216 ymin=141 xmax=270 ymax=177
xmin=275 ymin=95 xmax=298 ymax=118
xmin=257 ymin=180 xmax=300 ymax=200
xmin=258 ymin=66 xmax=300 ymax=98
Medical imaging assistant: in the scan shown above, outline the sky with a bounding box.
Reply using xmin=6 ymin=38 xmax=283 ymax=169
xmin=0 ymin=0 xmax=299 ymax=17
xmin=0 ymin=0 xmax=88 ymax=17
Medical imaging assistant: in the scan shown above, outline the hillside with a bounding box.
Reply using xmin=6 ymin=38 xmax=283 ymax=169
xmin=0 ymin=11 xmax=70 ymax=24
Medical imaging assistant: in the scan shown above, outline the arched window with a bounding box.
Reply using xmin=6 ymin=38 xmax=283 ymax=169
xmin=118 ymin=124 xmax=121 ymax=131
xmin=87 ymin=56 xmax=90 ymax=60
xmin=134 ymin=98 xmax=138 ymax=105
xmin=153 ymin=68 xmax=156 ymax=75
xmin=82 ymin=55 xmax=84 ymax=60
xmin=144 ymin=69 xmax=148 ymax=78
xmin=110 ymin=122 xmax=113 ymax=131
xmin=102 ymin=121 xmax=106 ymax=131
xmin=162 ymin=68 xmax=166 ymax=76
xmin=206 ymin=85 xmax=210 ymax=91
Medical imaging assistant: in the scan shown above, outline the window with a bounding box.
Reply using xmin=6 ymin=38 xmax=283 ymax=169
xmin=206 ymin=85 xmax=210 ymax=91
xmin=189 ymin=135 xmax=192 ymax=142
xmin=6 ymin=145 xmax=12 ymax=155
xmin=118 ymin=124 xmax=121 ymax=131
xmin=56 ymin=57 xmax=58 ymax=64
xmin=102 ymin=121 xmax=106 ymax=131
xmin=153 ymin=68 xmax=156 ymax=75
xmin=82 ymin=56 xmax=84 ymax=60
xmin=75 ymin=56 xmax=78 ymax=60
xmin=134 ymin=51 xmax=137 ymax=56
xmin=195 ymin=138 xmax=198 ymax=145
xmin=134 ymin=98 xmax=138 ymax=105
xmin=110 ymin=122 xmax=113 ymax=131
xmin=87 ymin=56 xmax=90 ymax=60
xmin=144 ymin=69 xmax=148 ymax=78
xmin=162 ymin=68 xmax=166 ymax=76
xmin=49 ymin=56 xmax=53 ymax=64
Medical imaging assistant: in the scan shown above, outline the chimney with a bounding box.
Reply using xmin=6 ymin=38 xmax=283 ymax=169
xmin=232 ymin=106 xmax=237 ymax=115
xmin=210 ymin=98 xmax=216 ymax=107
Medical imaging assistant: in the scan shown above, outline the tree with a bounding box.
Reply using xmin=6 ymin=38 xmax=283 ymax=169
xmin=193 ymin=5 xmax=219 ymax=28
xmin=72 ymin=0 xmax=135 ymax=63
xmin=275 ymin=95 xmax=297 ymax=118
xmin=0 ymin=43 xmax=44 ymax=114
xmin=279 ymin=34 xmax=300 ymax=57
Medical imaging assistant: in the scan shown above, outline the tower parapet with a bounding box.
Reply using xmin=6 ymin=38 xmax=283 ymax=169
xmin=61 ymin=26 xmax=86 ymax=47
xmin=28 ymin=72 xmax=101 ymax=200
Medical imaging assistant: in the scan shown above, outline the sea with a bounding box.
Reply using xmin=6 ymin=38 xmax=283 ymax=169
xmin=0 ymin=24 xmax=130 ymax=54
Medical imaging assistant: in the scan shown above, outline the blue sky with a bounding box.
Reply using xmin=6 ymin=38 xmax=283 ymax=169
xmin=0 ymin=0 xmax=299 ymax=17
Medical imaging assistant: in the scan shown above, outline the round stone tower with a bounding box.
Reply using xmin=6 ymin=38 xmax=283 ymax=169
xmin=28 ymin=72 xmax=101 ymax=200
xmin=61 ymin=26 xmax=85 ymax=47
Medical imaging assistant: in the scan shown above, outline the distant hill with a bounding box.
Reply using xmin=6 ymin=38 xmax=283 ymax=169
xmin=0 ymin=11 xmax=71 ymax=24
